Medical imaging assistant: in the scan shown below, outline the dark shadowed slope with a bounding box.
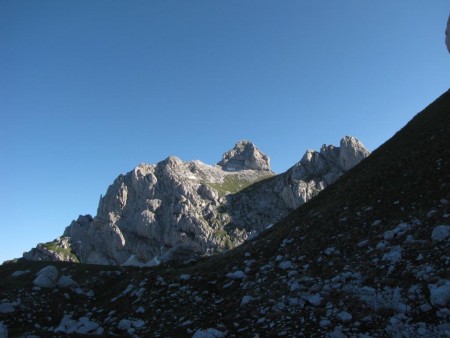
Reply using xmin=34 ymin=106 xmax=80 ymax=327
xmin=1 ymin=89 xmax=449 ymax=337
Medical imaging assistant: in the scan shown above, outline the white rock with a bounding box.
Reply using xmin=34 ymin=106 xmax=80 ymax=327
xmin=117 ymin=319 xmax=132 ymax=331
xmin=76 ymin=317 xmax=100 ymax=334
xmin=0 ymin=302 xmax=14 ymax=314
xmin=419 ymin=303 xmax=432 ymax=312
xmin=180 ymin=274 xmax=191 ymax=281
xmin=382 ymin=246 xmax=402 ymax=264
xmin=278 ymin=261 xmax=294 ymax=270
xmin=240 ymin=295 xmax=254 ymax=306
xmin=33 ymin=265 xmax=58 ymax=288
xmin=133 ymin=319 xmax=145 ymax=328
xmin=320 ymin=319 xmax=331 ymax=328
xmin=192 ymin=328 xmax=225 ymax=338
xmin=57 ymin=275 xmax=79 ymax=289
xmin=11 ymin=270 xmax=31 ymax=277
xmin=336 ymin=311 xmax=353 ymax=323
xmin=226 ymin=270 xmax=246 ymax=279
xmin=428 ymin=280 xmax=450 ymax=306
xmin=357 ymin=240 xmax=369 ymax=247
xmin=54 ymin=315 xmax=101 ymax=334
xmin=383 ymin=231 xmax=395 ymax=241
xmin=329 ymin=328 xmax=347 ymax=338
xmin=431 ymin=225 xmax=450 ymax=242
xmin=305 ymin=294 xmax=322 ymax=306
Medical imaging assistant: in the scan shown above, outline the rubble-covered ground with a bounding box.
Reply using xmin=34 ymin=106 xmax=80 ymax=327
xmin=1 ymin=89 xmax=449 ymax=337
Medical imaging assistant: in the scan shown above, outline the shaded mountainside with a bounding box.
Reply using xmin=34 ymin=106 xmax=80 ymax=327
xmin=22 ymin=137 xmax=368 ymax=266
xmin=1 ymin=89 xmax=449 ymax=337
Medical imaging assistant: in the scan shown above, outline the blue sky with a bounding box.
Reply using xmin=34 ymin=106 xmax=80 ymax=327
xmin=1 ymin=1 xmax=449 ymax=263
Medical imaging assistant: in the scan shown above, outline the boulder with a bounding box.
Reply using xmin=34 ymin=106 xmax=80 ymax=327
xmin=431 ymin=225 xmax=450 ymax=242
xmin=33 ymin=265 xmax=58 ymax=288
xmin=57 ymin=275 xmax=79 ymax=289
xmin=0 ymin=302 xmax=15 ymax=314
xmin=428 ymin=280 xmax=450 ymax=306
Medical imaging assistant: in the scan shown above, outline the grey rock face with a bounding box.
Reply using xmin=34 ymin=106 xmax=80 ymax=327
xmin=23 ymin=137 xmax=369 ymax=265
xmin=228 ymin=136 xmax=370 ymax=231
xmin=338 ymin=136 xmax=370 ymax=171
xmin=218 ymin=140 xmax=271 ymax=171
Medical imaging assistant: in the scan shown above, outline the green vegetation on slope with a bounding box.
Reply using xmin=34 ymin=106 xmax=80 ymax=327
xmin=207 ymin=174 xmax=273 ymax=196
xmin=41 ymin=241 xmax=80 ymax=263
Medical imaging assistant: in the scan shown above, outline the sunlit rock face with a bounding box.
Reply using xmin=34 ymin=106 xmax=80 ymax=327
xmin=23 ymin=137 xmax=369 ymax=266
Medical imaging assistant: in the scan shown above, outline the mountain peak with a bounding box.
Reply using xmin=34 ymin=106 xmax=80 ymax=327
xmin=218 ymin=140 xmax=271 ymax=172
xmin=339 ymin=136 xmax=370 ymax=171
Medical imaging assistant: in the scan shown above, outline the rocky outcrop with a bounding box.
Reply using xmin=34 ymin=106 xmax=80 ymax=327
xmin=226 ymin=136 xmax=370 ymax=232
xmin=218 ymin=140 xmax=271 ymax=171
xmin=22 ymin=237 xmax=79 ymax=262
xmin=23 ymin=137 xmax=369 ymax=265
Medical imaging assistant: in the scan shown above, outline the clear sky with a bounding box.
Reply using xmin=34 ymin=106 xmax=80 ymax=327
xmin=1 ymin=1 xmax=449 ymax=263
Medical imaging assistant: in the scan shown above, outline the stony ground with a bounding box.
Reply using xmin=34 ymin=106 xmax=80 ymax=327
xmin=1 ymin=89 xmax=449 ymax=337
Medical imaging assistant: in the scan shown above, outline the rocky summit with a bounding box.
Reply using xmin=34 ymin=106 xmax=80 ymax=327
xmin=0 ymin=90 xmax=449 ymax=337
xmin=21 ymin=137 xmax=368 ymax=266
xmin=217 ymin=140 xmax=272 ymax=171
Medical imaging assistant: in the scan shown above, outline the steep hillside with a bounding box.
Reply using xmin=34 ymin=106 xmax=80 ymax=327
xmin=0 ymin=89 xmax=448 ymax=337
xmin=21 ymin=137 xmax=368 ymax=266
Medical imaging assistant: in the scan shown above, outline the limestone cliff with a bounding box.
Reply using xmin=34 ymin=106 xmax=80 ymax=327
xmin=23 ymin=137 xmax=369 ymax=265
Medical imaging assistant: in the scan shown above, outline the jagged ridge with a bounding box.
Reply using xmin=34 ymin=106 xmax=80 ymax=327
xmin=22 ymin=137 xmax=369 ymax=265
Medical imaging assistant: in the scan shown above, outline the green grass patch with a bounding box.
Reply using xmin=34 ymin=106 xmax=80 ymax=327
xmin=207 ymin=174 xmax=272 ymax=196
xmin=41 ymin=241 xmax=80 ymax=263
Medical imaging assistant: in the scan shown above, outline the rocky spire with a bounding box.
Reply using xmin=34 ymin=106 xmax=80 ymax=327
xmin=338 ymin=136 xmax=370 ymax=171
xmin=217 ymin=140 xmax=271 ymax=172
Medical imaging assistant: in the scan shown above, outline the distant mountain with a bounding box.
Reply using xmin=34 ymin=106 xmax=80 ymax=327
xmin=22 ymin=137 xmax=369 ymax=265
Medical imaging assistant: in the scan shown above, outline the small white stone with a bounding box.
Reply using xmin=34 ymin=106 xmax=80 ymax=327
xmin=0 ymin=302 xmax=15 ymax=314
xmin=320 ymin=319 xmax=331 ymax=328
xmin=305 ymin=294 xmax=321 ymax=306
xmin=192 ymin=328 xmax=225 ymax=338
xmin=226 ymin=270 xmax=246 ymax=279
xmin=336 ymin=311 xmax=352 ymax=323
xmin=278 ymin=261 xmax=294 ymax=270
xmin=180 ymin=274 xmax=191 ymax=281
xmin=240 ymin=295 xmax=254 ymax=306
xmin=431 ymin=225 xmax=450 ymax=242
xmin=383 ymin=231 xmax=395 ymax=241
xmin=117 ymin=319 xmax=132 ymax=331
xmin=11 ymin=270 xmax=31 ymax=277
xmin=428 ymin=280 xmax=450 ymax=306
